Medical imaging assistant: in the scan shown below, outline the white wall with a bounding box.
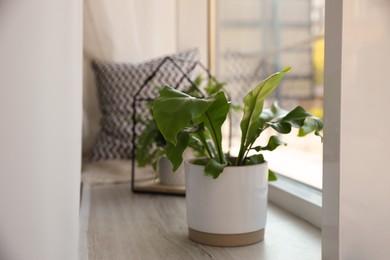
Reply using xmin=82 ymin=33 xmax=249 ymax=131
xmin=0 ymin=1 xmax=82 ymax=260
xmin=323 ymin=0 xmax=390 ymax=259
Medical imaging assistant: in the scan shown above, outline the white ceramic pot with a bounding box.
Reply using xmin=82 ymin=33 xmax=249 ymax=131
xmin=185 ymin=161 xmax=268 ymax=247
xmin=158 ymin=156 xmax=185 ymax=186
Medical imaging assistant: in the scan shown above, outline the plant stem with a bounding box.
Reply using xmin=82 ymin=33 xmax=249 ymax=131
xmin=195 ymin=132 xmax=214 ymax=159
xmin=237 ymin=137 xmax=249 ymax=165
xmin=242 ymin=141 xmax=257 ymax=165
xmin=236 ymin=144 xmax=249 ymax=166
xmin=205 ymin=112 xmax=224 ymax=164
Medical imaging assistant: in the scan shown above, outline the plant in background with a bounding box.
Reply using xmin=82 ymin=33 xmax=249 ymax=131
xmin=152 ymin=67 xmax=323 ymax=179
xmin=135 ymin=112 xmax=166 ymax=170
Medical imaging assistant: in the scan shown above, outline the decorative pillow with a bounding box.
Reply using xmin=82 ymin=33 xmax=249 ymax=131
xmin=90 ymin=49 xmax=200 ymax=161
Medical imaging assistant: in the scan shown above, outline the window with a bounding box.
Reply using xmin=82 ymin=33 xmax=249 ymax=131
xmin=213 ymin=0 xmax=325 ymax=189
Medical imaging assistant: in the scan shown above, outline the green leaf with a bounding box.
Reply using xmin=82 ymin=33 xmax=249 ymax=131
xmin=279 ymin=106 xmax=323 ymax=137
xmin=194 ymin=75 xmax=203 ymax=87
xmin=136 ymin=120 xmax=160 ymax=167
xmin=245 ymin=154 xmax=265 ymax=165
xmin=267 ymin=121 xmax=292 ymax=134
xmin=184 ymin=75 xmax=204 ymax=97
xmin=237 ymin=67 xmax=290 ymax=165
xmin=268 ymin=169 xmax=278 ymax=181
xmin=280 ymin=106 xmax=310 ymax=128
xmin=192 ymin=158 xmax=208 ymax=166
xmin=266 ymin=105 xmax=323 ymax=140
xmin=188 ymin=135 xmax=207 ymax=158
xmin=152 ymin=86 xmax=214 ymax=145
xmin=262 ymin=135 xmax=287 ymax=151
xmin=257 ymin=102 xmax=291 ymax=138
xmin=259 ymin=102 xmax=288 ymax=126
xmin=195 ymin=92 xmax=230 ymax=164
xmin=165 ymin=132 xmax=189 ymax=171
xmin=264 ymin=135 xmax=287 ymax=151
xmin=191 ymin=129 xmax=216 ymax=159
xmin=152 ymin=147 xmax=165 ymax=171
xmin=298 ymin=117 xmax=324 ymax=139
xmin=258 ymin=109 xmax=274 ymax=126
xmin=204 ymin=159 xmax=227 ymax=179
xmin=204 ymin=78 xmax=226 ymax=95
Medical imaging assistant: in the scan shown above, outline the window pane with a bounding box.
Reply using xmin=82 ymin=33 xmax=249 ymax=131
xmin=215 ymin=0 xmax=325 ymax=189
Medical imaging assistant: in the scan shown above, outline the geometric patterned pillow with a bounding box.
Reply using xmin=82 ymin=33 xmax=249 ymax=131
xmin=89 ymin=49 xmax=200 ymax=161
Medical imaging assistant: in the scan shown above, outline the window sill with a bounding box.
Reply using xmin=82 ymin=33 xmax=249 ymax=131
xmin=268 ymin=174 xmax=322 ymax=229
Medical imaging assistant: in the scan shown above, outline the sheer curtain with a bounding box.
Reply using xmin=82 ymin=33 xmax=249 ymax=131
xmin=0 ymin=1 xmax=82 ymax=259
xmin=82 ymin=0 xmax=177 ymax=157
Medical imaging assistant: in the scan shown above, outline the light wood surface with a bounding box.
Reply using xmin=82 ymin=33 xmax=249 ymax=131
xmin=81 ymin=182 xmax=321 ymax=260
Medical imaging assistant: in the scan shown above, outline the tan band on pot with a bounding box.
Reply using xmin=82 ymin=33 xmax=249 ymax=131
xmin=188 ymin=228 xmax=264 ymax=247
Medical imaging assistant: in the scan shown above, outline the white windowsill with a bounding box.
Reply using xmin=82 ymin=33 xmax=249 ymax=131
xmin=268 ymin=174 xmax=322 ymax=229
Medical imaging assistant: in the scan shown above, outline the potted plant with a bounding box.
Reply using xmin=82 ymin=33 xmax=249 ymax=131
xmin=135 ymin=115 xmax=186 ymax=186
xmin=152 ymin=67 xmax=323 ymax=246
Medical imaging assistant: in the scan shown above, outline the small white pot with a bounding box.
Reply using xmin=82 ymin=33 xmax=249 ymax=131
xmin=185 ymin=161 xmax=268 ymax=247
xmin=158 ymin=156 xmax=185 ymax=186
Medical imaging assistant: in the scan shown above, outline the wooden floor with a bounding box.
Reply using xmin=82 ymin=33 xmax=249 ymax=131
xmin=80 ymin=161 xmax=321 ymax=260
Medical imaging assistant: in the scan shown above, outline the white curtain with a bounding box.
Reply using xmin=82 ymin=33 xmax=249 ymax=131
xmin=82 ymin=0 xmax=178 ymax=157
xmin=0 ymin=1 xmax=82 ymax=259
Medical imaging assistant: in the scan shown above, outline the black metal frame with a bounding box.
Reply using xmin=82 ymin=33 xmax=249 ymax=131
xmin=130 ymin=56 xmax=215 ymax=195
